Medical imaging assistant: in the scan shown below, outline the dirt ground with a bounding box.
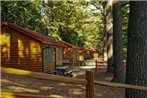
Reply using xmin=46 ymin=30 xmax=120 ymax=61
xmin=1 ymin=62 xmax=125 ymax=98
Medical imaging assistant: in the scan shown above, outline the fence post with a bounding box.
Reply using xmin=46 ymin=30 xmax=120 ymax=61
xmin=86 ymin=71 xmax=94 ymax=98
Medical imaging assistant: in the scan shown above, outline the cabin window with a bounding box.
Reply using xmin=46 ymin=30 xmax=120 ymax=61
xmin=46 ymin=47 xmax=52 ymax=63
xmin=43 ymin=48 xmax=47 ymax=63
xmin=58 ymin=48 xmax=62 ymax=60
xmin=5 ymin=27 xmax=11 ymax=37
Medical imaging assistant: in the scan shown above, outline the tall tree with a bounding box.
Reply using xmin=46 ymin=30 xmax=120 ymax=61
xmin=103 ymin=1 xmax=107 ymax=62
xmin=44 ymin=0 xmax=51 ymax=36
xmin=125 ymin=1 xmax=147 ymax=98
xmin=106 ymin=0 xmax=114 ymax=73
xmin=112 ymin=0 xmax=125 ymax=83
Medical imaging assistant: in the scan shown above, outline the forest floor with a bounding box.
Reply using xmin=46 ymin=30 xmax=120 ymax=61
xmin=1 ymin=59 xmax=125 ymax=98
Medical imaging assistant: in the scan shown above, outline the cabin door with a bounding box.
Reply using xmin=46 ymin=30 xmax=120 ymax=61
xmin=42 ymin=47 xmax=52 ymax=72
xmin=53 ymin=48 xmax=56 ymax=68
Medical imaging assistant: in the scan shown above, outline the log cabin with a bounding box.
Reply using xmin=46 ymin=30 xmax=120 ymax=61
xmin=80 ymin=48 xmax=99 ymax=60
xmin=59 ymin=41 xmax=77 ymax=66
xmin=83 ymin=49 xmax=91 ymax=60
xmin=89 ymin=48 xmax=99 ymax=59
xmin=0 ymin=22 xmax=67 ymax=72
xmin=77 ymin=47 xmax=85 ymax=62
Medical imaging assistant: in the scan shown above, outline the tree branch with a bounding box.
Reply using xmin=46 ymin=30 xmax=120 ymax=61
xmin=121 ymin=2 xmax=129 ymax=8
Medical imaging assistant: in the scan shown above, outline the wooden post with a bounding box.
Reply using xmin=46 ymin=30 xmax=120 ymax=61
xmin=86 ymin=71 xmax=94 ymax=98
xmin=95 ymin=60 xmax=98 ymax=69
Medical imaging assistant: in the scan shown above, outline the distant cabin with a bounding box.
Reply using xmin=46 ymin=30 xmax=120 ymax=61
xmin=1 ymin=22 xmax=67 ymax=72
xmin=60 ymin=41 xmax=77 ymax=66
xmin=89 ymin=48 xmax=99 ymax=59
xmin=77 ymin=47 xmax=85 ymax=61
xmin=82 ymin=48 xmax=99 ymax=60
xmin=77 ymin=48 xmax=99 ymax=60
xmin=61 ymin=41 xmax=75 ymax=66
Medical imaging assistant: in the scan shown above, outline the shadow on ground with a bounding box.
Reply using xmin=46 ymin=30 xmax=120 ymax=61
xmin=1 ymin=59 xmax=124 ymax=98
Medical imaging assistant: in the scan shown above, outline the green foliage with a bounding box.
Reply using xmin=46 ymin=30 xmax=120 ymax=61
xmin=1 ymin=0 xmax=104 ymax=52
xmin=1 ymin=1 xmax=47 ymax=35
xmin=43 ymin=0 xmax=104 ymax=50
xmin=122 ymin=2 xmax=129 ymax=60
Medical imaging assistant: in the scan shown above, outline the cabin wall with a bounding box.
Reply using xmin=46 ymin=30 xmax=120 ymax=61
xmin=1 ymin=26 xmax=42 ymax=72
xmin=63 ymin=48 xmax=73 ymax=66
xmin=55 ymin=47 xmax=63 ymax=66
xmin=78 ymin=50 xmax=84 ymax=61
xmin=72 ymin=49 xmax=77 ymax=66
xmin=75 ymin=49 xmax=79 ymax=62
xmin=84 ymin=51 xmax=92 ymax=60
xmin=90 ymin=51 xmax=98 ymax=58
xmin=1 ymin=27 xmax=10 ymax=67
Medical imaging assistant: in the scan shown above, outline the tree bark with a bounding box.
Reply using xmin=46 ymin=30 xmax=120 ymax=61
xmin=125 ymin=1 xmax=147 ymax=98
xmin=44 ymin=0 xmax=51 ymax=36
xmin=106 ymin=0 xmax=114 ymax=73
xmin=103 ymin=1 xmax=107 ymax=62
xmin=103 ymin=29 xmax=107 ymax=62
xmin=112 ymin=1 xmax=125 ymax=83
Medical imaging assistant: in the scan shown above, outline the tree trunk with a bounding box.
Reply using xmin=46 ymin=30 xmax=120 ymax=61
xmin=44 ymin=0 xmax=51 ymax=36
xmin=112 ymin=1 xmax=125 ymax=83
xmin=103 ymin=1 xmax=107 ymax=62
xmin=106 ymin=0 xmax=114 ymax=73
xmin=125 ymin=1 xmax=147 ymax=98
xmin=103 ymin=30 xmax=107 ymax=62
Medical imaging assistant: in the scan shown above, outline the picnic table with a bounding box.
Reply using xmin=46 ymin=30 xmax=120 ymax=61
xmin=62 ymin=60 xmax=69 ymax=66
xmin=76 ymin=61 xmax=86 ymax=66
xmin=56 ymin=66 xmax=73 ymax=77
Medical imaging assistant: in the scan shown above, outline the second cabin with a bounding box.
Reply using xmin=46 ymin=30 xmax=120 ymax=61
xmin=60 ymin=41 xmax=77 ymax=66
xmin=42 ymin=39 xmax=68 ymax=72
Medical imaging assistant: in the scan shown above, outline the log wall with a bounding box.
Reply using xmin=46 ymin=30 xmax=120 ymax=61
xmin=63 ymin=48 xmax=73 ymax=66
xmin=1 ymin=26 xmax=42 ymax=72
